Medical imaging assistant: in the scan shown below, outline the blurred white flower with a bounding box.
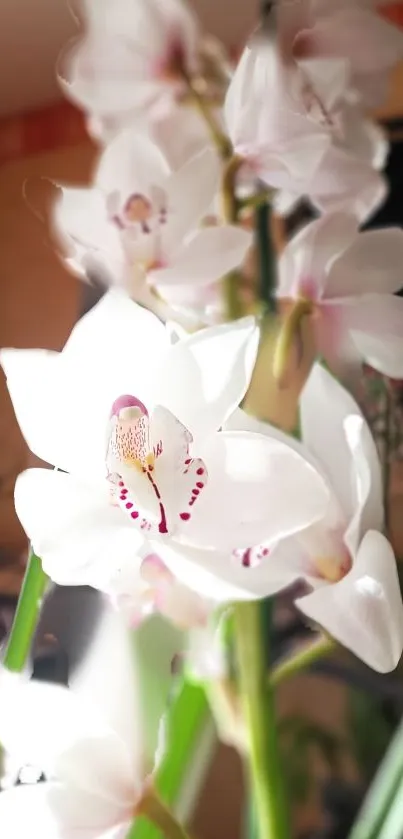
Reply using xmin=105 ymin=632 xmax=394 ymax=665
xmin=62 ymin=0 xmax=200 ymax=128
xmin=0 ymin=607 xmax=168 ymax=839
xmin=1 ymin=293 xmax=330 ymax=621
xmin=54 ymin=129 xmax=251 ymax=324
xmin=278 ymin=211 xmax=403 ymax=377
xmin=229 ymin=365 xmax=403 ymax=672
xmin=224 ymin=39 xmax=387 ymax=222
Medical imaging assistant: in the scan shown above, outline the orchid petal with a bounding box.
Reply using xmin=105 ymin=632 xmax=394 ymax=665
xmin=309 ymin=145 xmax=387 ymax=223
xmin=164 ymin=146 xmax=221 ymax=247
xmin=0 ymin=785 xmax=61 ymax=839
xmin=296 ymin=531 xmax=403 ymax=672
xmin=180 ymin=430 xmax=330 ymax=552
xmin=326 ymin=229 xmax=403 ymax=297
xmin=14 ymin=468 xmax=144 ymax=590
xmin=96 ymin=128 xmax=170 ymax=199
xmin=1 ymin=293 xmax=168 ymax=477
xmin=53 ymin=186 xmax=122 ymax=266
xmin=301 ymin=364 xmax=381 ymax=535
xmin=150 ymin=539 xmax=300 ymax=604
xmin=278 ymin=212 xmax=357 ymax=299
xmin=351 ymin=330 xmax=403 ymax=379
xmin=151 ymin=226 xmax=252 ymax=288
xmin=153 ymin=318 xmax=259 ymax=440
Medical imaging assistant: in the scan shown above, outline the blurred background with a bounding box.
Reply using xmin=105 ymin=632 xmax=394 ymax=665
xmin=2 ymin=3 xmax=403 ymax=837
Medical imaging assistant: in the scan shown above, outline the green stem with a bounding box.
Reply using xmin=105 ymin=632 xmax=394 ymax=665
xmin=183 ymin=73 xmax=232 ymax=160
xmin=255 ymin=202 xmax=277 ymax=314
xmin=136 ymin=788 xmax=191 ymax=839
xmin=3 ymin=549 xmax=48 ymax=672
xmin=234 ymin=601 xmax=290 ymax=839
xmin=348 ymin=718 xmax=403 ymax=839
xmin=269 ymin=636 xmax=336 ymax=688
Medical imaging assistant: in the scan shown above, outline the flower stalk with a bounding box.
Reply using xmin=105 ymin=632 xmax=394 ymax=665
xmin=136 ymin=787 xmax=191 ymax=839
xmin=182 ymin=71 xmax=232 ymax=160
xmin=234 ymin=601 xmax=290 ymax=839
xmin=3 ymin=549 xmax=48 ymax=672
xmin=273 ymin=299 xmax=313 ymax=387
xmin=269 ymin=635 xmax=336 ymax=688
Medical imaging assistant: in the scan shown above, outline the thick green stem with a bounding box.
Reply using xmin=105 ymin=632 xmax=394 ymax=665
xmin=234 ymin=601 xmax=290 ymax=839
xmin=3 ymin=549 xmax=48 ymax=672
xmin=269 ymin=636 xmax=336 ymax=688
xmin=255 ymin=202 xmax=277 ymax=314
xmin=136 ymin=788 xmax=191 ymax=839
xmin=348 ymin=718 xmax=403 ymax=839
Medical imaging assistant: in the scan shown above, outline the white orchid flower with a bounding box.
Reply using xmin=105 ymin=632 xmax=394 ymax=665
xmin=229 ymin=364 xmax=403 ymax=673
xmin=1 ymin=293 xmax=330 ymax=623
xmin=62 ymin=0 xmax=200 ymax=128
xmin=54 ymin=129 xmax=251 ymax=324
xmin=278 ymin=212 xmax=403 ymax=377
xmin=224 ymin=40 xmax=387 ymax=223
xmin=0 ymin=607 xmax=172 ymax=839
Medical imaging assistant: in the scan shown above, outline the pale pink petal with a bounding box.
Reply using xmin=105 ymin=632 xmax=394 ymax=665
xmin=153 ymin=105 xmax=222 ymax=170
xmin=180 ymin=430 xmax=330 ymax=552
xmin=153 ymin=318 xmax=259 ymax=440
xmin=309 ymin=145 xmax=387 ymax=223
xmin=325 ymin=229 xmax=403 ymax=297
xmin=163 ymin=146 xmax=221 ymax=248
xmin=14 ymin=468 xmax=144 ymax=590
xmin=296 ymin=531 xmax=403 ymax=672
xmin=96 ymin=128 xmax=170 ymax=198
xmin=0 ymin=785 xmax=61 ymax=839
xmin=301 ymin=365 xmax=371 ymax=525
xmin=53 ymin=187 xmax=122 ymax=260
xmin=278 ymin=212 xmax=357 ymax=299
xmin=151 ymin=226 xmax=252 ymax=288
xmin=1 ymin=293 xmax=168 ymax=477
xmin=342 ymin=414 xmax=383 ymax=556
xmin=150 ymin=539 xmax=301 ymax=603
xmin=351 ymin=330 xmax=403 ymax=379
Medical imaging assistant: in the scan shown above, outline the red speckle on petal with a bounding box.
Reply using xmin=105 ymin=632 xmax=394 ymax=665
xmin=126 ymin=502 xmax=133 ymax=509
xmin=131 ymin=511 xmax=139 ymax=519
xmin=192 ymin=489 xmax=199 ymax=496
xmin=196 ymin=481 xmax=204 ymax=489
xmin=185 ymin=459 xmax=191 ymax=465
xmin=196 ymin=468 xmax=204 ymax=475
xmin=180 ymin=512 xmax=191 ymax=521
xmin=118 ymin=481 xmax=124 ymax=487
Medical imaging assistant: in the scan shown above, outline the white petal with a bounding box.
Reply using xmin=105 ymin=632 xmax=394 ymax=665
xmin=351 ymin=330 xmax=403 ymax=379
xmin=151 ymin=226 xmax=252 ymax=288
xmin=300 ymin=364 xmax=380 ymax=531
xmin=180 ymin=430 xmax=330 ymax=552
xmin=343 ymin=414 xmax=383 ymax=556
xmin=310 ymin=145 xmax=387 ymax=224
xmin=1 ymin=293 xmax=168 ymax=477
xmin=325 ymin=228 xmax=403 ymax=297
xmin=150 ymin=539 xmax=300 ymax=603
xmin=296 ymin=531 xmax=403 ymax=673
xmin=164 ymin=146 xmax=221 ymax=248
xmin=96 ymin=128 xmax=170 ymax=198
xmin=15 ymin=468 xmax=144 ymax=590
xmin=53 ymin=186 xmax=122 ymax=269
xmin=0 ymin=785 xmax=60 ymax=839
xmin=278 ymin=212 xmax=357 ymax=299
xmin=153 ymin=318 xmax=259 ymax=440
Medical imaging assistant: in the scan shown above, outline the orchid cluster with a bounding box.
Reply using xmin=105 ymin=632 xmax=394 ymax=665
xmin=2 ymin=1 xmax=403 ymax=838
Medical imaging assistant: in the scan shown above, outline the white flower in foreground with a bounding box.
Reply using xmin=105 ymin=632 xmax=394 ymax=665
xmin=224 ymin=40 xmax=387 ymax=222
xmin=54 ymin=129 xmax=251 ymax=323
xmin=278 ymin=211 xmax=403 ymax=377
xmin=1 ymin=293 xmax=331 ymax=621
xmin=0 ymin=607 xmax=169 ymax=839
xmin=62 ymin=0 xmax=200 ymax=128
xmin=230 ymin=364 xmax=403 ymax=672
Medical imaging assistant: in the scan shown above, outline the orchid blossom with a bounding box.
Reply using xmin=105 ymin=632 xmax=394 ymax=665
xmin=0 ymin=607 xmax=170 ymax=839
xmin=54 ymin=129 xmax=251 ymax=325
xmin=229 ymin=364 xmax=403 ymax=673
xmin=278 ymin=211 xmax=403 ymax=377
xmin=289 ymin=0 xmax=403 ymax=108
xmin=224 ymin=38 xmax=387 ymax=222
xmin=62 ymin=0 xmax=199 ymax=130
xmin=1 ymin=293 xmax=331 ymax=624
